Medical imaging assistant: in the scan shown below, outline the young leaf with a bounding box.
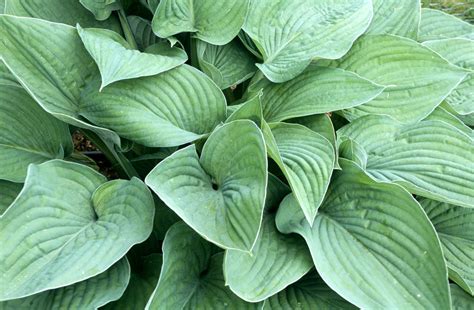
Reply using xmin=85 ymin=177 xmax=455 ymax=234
xmin=80 ymin=64 xmax=226 ymax=148
xmin=196 ymin=39 xmax=256 ymax=90
xmin=418 ymin=8 xmax=474 ymax=42
xmin=263 ymin=122 xmax=335 ymax=224
xmin=77 ymin=25 xmax=187 ymax=90
xmin=152 ymin=0 xmax=249 ymax=45
xmin=146 ymin=222 xmax=261 ymax=309
xmin=79 ymin=0 xmax=120 ymax=21
xmin=262 ymin=270 xmax=356 ymax=309
xmin=0 ymin=15 xmax=121 ymax=146
xmin=0 ymin=160 xmax=154 ymax=300
xmin=225 ymin=92 xmax=263 ymax=125
xmin=423 ymin=38 xmax=474 ymax=115
xmin=365 ymin=0 xmax=420 ymax=39
xmin=420 ymin=198 xmax=474 ymax=295
xmin=224 ymin=215 xmax=313 ymax=302
xmin=5 ymin=0 xmax=121 ymax=31
xmin=276 ymin=159 xmax=450 ymax=309
xmin=0 ymin=84 xmax=73 ymax=182
xmin=338 ymin=115 xmax=474 ymax=208
xmin=252 ymin=65 xmax=384 ymax=122
xmin=103 ymin=254 xmax=162 ymax=310
xmin=0 ymin=181 xmax=21 ymax=215
xmin=243 ymin=0 xmax=373 ymax=82
xmin=324 ymin=34 xmax=468 ymax=123
xmin=0 ymin=258 xmax=130 ymax=309
xmin=146 ymin=120 xmax=267 ymax=252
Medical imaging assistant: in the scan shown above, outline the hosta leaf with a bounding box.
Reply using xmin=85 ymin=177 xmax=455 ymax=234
xmin=0 ymin=84 xmax=73 ymax=182
xmin=0 ymin=62 xmax=18 ymax=87
xmin=0 ymin=0 xmax=4 ymax=12
xmin=263 ymin=122 xmax=335 ymax=224
xmin=0 ymin=181 xmax=21 ymax=214
xmin=152 ymin=197 xmax=180 ymax=241
xmin=4 ymin=0 xmax=121 ymax=31
xmin=420 ymin=198 xmax=474 ymax=295
xmin=79 ymin=0 xmax=120 ymax=21
xmin=224 ymin=215 xmax=313 ymax=302
xmin=238 ymin=31 xmax=263 ymax=60
xmin=338 ymin=115 xmax=474 ymax=208
xmin=127 ymin=15 xmax=159 ymax=50
xmin=252 ymin=65 xmax=384 ymax=122
xmin=288 ymin=114 xmax=339 ymax=168
xmin=152 ymin=0 xmax=249 ymax=45
xmin=243 ymin=0 xmax=373 ymax=82
xmin=0 ymin=15 xmax=121 ymax=146
xmin=80 ymin=64 xmax=226 ymax=147
xmin=77 ymin=25 xmax=187 ymax=90
xmin=146 ymin=222 xmax=261 ymax=309
xmin=262 ymin=270 xmax=355 ymax=309
xmin=146 ymin=120 xmax=267 ymax=251
xmin=418 ymin=8 xmax=474 ymax=42
xmin=0 ymin=258 xmax=130 ymax=309
xmin=196 ymin=39 xmax=256 ymax=89
xmin=276 ymin=159 xmax=450 ymax=309
xmin=325 ymin=34 xmax=468 ymax=123
xmin=426 ymin=106 xmax=474 ymax=138
xmin=366 ymin=0 xmax=420 ymax=39
xmin=0 ymin=160 xmax=154 ymax=300
xmin=423 ymin=38 xmax=474 ymax=115
xmin=338 ymin=138 xmax=368 ymax=170
xmin=225 ymin=92 xmax=262 ymax=125
xmin=104 ymin=254 xmax=162 ymax=310
xmin=451 ymin=284 xmax=474 ymax=309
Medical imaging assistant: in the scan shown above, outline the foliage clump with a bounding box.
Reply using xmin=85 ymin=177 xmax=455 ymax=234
xmin=0 ymin=0 xmax=473 ymax=309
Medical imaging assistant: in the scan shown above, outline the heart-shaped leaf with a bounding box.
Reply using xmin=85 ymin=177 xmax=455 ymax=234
xmin=152 ymin=0 xmax=249 ymax=45
xmin=0 ymin=15 xmax=121 ymax=146
xmin=5 ymin=0 xmax=121 ymax=30
xmin=252 ymin=65 xmax=384 ymax=122
xmin=146 ymin=222 xmax=261 ymax=309
xmin=338 ymin=115 xmax=474 ymax=208
xmin=196 ymin=39 xmax=256 ymax=89
xmin=0 ymin=83 xmax=73 ymax=182
xmin=276 ymin=159 xmax=450 ymax=309
xmin=103 ymin=254 xmax=162 ymax=310
xmin=262 ymin=270 xmax=356 ymax=309
xmin=77 ymin=25 xmax=187 ymax=89
xmin=324 ymin=34 xmax=468 ymax=123
xmin=79 ymin=0 xmax=120 ymax=21
xmin=423 ymin=38 xmax=474 ymax=115
xmin=243 ymin=0 xmax=373 ymax=82
xmin=420 ymin=198 xmax=474 ymax=295
xmin=146 ymin=120 xmax=267 ymax=251
xmin=224 ymin=214 xmax=313 ymax=302
xmin=366 ymin=0 xmax=420 ymax=39
xmin=0 ymin=258 xmax=130 ymax=310
xmin=0 ymin=181 xmax=21 ymax=215
xmin=418 ymin=8 xmax=474 ymax=42
xmin=80 ymin=64 xmax=226 ymax=147
xmin=263 ymin=122 xmax=335 ymax=224
xmin=0 ymin=160 xmax=154 ymax=300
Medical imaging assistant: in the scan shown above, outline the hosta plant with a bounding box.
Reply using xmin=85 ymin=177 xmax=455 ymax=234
xmin=0 ymin=0 xmax=473 ymax=309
